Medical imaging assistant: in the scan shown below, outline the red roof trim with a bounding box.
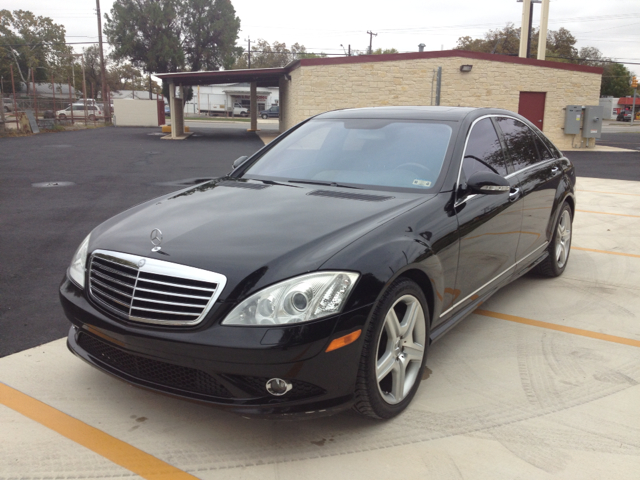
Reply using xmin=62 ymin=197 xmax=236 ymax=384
xmin=155 ymin=67 xmax=287 ymax=80
xmin=287 ymin=50 xmax=603 ymax=75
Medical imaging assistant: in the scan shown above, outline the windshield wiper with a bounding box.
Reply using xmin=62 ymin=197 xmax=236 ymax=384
xmin=288 ymin=180 xmax=361 ymax=189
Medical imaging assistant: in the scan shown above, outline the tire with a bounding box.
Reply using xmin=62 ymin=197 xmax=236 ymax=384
xmin=353 ymin=278 xmax=429 ymax=419
xmin=535 ymin=202 xmax=572 ymax=277
xmin=88 ymin=114 xmax=96 ymax=121
xmin=58 ymin=114 xmax=66 ymax=120
xmin=261 ymin=114 xmax=268 ymax=119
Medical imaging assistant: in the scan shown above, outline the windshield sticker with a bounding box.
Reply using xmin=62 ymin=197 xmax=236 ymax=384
xmin=412 ymin=179 xmax=432 ymax=188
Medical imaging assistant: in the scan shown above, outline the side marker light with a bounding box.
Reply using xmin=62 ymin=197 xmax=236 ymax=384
xmin=325 ymin=329 xmax=362 ymax=352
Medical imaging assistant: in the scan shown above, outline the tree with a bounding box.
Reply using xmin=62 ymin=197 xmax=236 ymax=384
xmin=232 ymin=39 xmax=325 ymax=69
xmin=368 ymin=48 xmax=400 ymax=55
xmin=109 ymin=62 xmax=161 ymax=93
xmin=455 ymin=24 xmax=583 ymax=62
xmin=455 ymin=23 xmax=522 ymax=55
xmin=104 ymin=0 xmax=241 ymax=74
xmin=182 ymin=0 xmax=241 ymax=71
xmin=0 ymin=9 xmax=69 ymax=94
xmin=601 ymin=63 xmax=633 ymax=97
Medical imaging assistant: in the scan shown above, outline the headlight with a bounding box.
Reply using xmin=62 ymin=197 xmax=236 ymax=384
xmin=223 ymin=272 xmax=359 ymax=326
xmin=67 ymin=234 xmax=91 ymax=289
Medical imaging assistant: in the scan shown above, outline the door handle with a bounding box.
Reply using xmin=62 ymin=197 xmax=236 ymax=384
xmin=551 ymin=166 xmax=560 ymax=174
xmin=509 ymin=187 xmax=521 ymax=202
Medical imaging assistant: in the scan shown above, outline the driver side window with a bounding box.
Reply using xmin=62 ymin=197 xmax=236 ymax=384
xmin=461 ymin=118 xmax=508 ymax=182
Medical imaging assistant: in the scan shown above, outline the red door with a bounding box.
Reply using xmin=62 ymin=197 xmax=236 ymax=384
xmin=518 ymin=92 xmax=546 ymax=130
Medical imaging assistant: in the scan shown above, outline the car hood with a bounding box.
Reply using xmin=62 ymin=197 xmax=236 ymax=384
xmin=89 ymin=178 xmax=433 ymax=301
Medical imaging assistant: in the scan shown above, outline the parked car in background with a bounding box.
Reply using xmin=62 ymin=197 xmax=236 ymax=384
xmin=60 ymin=106 xmax=575 ymax=420
xmin=164 ymin=105 xmax=170 ymax=117
xmin=56 ymin=104 xmax=103 ymax=120
xmin=3 ymin=97 xmax=14 ymax=112
xmin=617 ymin=110 xmax=632 ymax=122
xmin=260 ymin=105 xmax=279 ymax=119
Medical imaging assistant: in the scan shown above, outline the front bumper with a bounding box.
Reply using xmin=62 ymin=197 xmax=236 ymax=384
xmin=60 ymin=277 xmax=372 ymax=417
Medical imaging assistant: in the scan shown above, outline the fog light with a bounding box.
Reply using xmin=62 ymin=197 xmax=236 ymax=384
xmin=265 ymin=378 xmax=292 ymax=396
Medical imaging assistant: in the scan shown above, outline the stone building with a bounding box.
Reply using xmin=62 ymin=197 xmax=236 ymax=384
xmin=279 ymin=50 xmax=602 ymax=150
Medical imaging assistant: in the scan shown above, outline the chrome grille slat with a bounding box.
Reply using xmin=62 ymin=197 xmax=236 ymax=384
xmin=130 ymin=307 xmax=201 ymax=316
xmin=88 ymin=250 xmax=227 ymax=326
xmin=91 ymin=286 xmax=133 ymax=309
xmin=93 ymin=256 xmax=138 ymax=273
xmin=138 ymin=278 xmax=216 ymax=292
xmin=135 ymin=278 xmax=216 ymax=292
xmin=132 ymin=297 xmax=207 ymax=308
xmin=91 ymin=264 xmax=138 ymax=280
xmin=90 ymin=274 xmax=135 ymax=295
xmin=133 ymin=287 xmax=211 ymax=300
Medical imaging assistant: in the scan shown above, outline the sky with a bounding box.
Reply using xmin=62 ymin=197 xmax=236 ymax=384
xmin=7 ymin=0 xmax=640 ymax=74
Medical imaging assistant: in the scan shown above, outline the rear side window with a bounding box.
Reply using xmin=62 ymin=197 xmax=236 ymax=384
xmin=531 ymin=133 xmax=553 ymax=161
xmin=495 ymin=117 xmax=540 ymax=171
xmin=461 ymin=118 xmax=508 ymax=181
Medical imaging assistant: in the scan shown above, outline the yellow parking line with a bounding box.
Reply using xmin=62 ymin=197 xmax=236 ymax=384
xmin=475 ymin=310 xmax=640 ymax=348
xmin=572 ymin=246 xmax=640 ymax=258
xmin=0 ymin=383 xmax=198 ymax=480
xmin=577 ymin=189 xmax=640 ymax=197
xmin=576 ymin=209 xmax=640 ymax=218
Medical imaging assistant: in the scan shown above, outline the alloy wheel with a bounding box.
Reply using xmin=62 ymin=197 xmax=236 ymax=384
xmin=555 ymin=210 xmax=572 ymax=268
xmin=375 ymin=294 xmax=426 ymax=405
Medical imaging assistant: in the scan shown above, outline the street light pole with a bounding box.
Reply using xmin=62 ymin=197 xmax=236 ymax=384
xmin=96 ymin=0 xmax=111 ymax=123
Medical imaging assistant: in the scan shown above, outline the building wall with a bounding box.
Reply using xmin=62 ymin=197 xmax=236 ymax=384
xmin=281 ymin=56 xmax=602 ymax=149
xmin=113 ymin=99 xmax=159 ymax=127
xmin=598 ymin=97 xmax=619 ymax=119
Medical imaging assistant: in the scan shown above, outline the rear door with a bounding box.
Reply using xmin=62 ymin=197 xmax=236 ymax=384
xmin=445 ymin=117 xmax=523 ymax=318
xmin=494 ymin=117 xmax=562 ymax=267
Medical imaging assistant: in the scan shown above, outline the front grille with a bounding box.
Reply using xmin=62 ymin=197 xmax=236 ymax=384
xmin=77 ymin=333 xmax=232 ymax=398
xmin=88 ymin=250 xmax=226 ymax=326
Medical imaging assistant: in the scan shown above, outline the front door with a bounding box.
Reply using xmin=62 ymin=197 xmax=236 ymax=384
xmin=519 ymin=92 xmax=546 ymax=130
xmin=446 ymin=117 xmax=523 ymax=319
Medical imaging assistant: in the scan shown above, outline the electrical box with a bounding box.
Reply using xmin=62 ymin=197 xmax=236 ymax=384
xmin=583 ymin=106 xmax=603 ymax=139
xmin=564 ymin=105 xmax=583 ymax=134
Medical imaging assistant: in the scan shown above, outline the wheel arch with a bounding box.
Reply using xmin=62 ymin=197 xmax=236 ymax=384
xmin=393 ymin=268 xmax=436 ymax=326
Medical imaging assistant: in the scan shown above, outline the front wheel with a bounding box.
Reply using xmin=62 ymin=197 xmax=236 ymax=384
xmin=58 ymin=114 xmax=66 ymax=120
xmin=261 ymin=114 xmax=268 ymax=119
xmin=535 ymin=202 xmax=572 ymax=277
xmin=353 ymin=278 xmax=429 ymax=419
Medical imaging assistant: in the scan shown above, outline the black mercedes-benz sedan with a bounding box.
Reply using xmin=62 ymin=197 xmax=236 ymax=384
xmin=60 ymin=106 xmax=575 ymax=419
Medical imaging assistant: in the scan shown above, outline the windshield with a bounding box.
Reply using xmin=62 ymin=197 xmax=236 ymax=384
xmin=242 ymin=119 xmax=453 ymax=191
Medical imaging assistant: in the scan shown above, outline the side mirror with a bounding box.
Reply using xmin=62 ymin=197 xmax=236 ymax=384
xmin=232 ymin=156 xmax=249 ymax=169
xmin=466 ymin=171 xmax=510 ymax=195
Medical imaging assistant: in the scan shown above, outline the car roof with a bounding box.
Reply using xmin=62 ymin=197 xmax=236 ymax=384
xmin=315 ymin=106 xmax=511 ymax=122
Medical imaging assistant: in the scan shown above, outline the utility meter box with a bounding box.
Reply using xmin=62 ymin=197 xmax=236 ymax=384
xmin=564 ymin=105 xmax=583 ymax=134
xmin=583 ymin=105 xmax=603 ymax=138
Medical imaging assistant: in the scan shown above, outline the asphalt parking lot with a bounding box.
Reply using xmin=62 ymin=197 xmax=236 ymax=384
xmin=1 ymin=126 xmax=639 ymax=479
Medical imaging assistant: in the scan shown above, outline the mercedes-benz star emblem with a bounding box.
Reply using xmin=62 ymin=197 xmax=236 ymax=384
xmin=150 ymin=228 xmax=163 ymax=252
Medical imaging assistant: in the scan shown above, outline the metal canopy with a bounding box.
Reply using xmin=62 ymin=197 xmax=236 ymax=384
xmin=155 ymin=68 xmax=286 ymax=87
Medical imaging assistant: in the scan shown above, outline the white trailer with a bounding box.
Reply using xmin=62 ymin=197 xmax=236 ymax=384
xmin=199 ymin=93 xmax=248 ymax=117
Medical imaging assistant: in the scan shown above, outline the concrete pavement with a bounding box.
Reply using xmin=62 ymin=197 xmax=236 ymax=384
xmin=2 ymin=176 xmax=640 ymax=478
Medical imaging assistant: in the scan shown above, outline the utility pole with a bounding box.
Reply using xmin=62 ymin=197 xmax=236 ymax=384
xmin=247 ymin=37 xmax=251 ymax=69
xmin=95 ymin=0 xmax=110 ymax=122
xmin=367 ymin=31 xmax=377 ymax=55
